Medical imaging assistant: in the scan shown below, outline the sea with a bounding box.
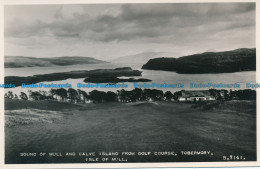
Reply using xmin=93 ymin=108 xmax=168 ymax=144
xmin=4 ymin=62 xmax=256 ymax=94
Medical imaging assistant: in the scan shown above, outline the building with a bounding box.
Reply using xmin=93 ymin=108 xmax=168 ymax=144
xmin=178 ymin=90 xmax=215 ymax=102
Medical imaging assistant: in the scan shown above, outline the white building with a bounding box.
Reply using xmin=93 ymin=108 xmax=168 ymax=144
xmin=178 ymin=90 xmax=215 ymax=102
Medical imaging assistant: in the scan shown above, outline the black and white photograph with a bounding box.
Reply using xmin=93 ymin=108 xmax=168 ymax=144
xmin=2 ymin=1 xmax=258 ymax=166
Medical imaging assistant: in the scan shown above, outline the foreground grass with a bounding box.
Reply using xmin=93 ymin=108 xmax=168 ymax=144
xmin=5 ymin=99 xmax=256 ymax=163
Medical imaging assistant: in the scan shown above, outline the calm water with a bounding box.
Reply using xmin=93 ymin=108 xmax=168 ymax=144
xmin=5 ymin=62 xmax=256 ymax=94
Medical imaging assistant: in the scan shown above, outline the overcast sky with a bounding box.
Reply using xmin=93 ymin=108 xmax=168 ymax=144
xmin=4 ymin=3 xmax=255 ymax=60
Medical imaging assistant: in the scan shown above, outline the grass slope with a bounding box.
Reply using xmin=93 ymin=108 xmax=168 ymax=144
xmin=5 ymin=99 xmax=256 ymax=163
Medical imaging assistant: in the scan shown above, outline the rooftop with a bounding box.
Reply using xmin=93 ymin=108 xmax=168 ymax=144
xmin=181 ymin=90 xmax=213 ymax=97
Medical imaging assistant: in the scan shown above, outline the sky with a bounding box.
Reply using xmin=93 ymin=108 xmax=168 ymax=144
xmin=4 ymin=3 xmax=256 ymax=60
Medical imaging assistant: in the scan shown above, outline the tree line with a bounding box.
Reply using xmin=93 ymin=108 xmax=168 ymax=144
xmin=4 ymin=88 xmax=256 ymax=103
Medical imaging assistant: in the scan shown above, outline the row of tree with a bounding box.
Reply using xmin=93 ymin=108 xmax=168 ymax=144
xmin=208 ymin=89 xmax=256 ymax=101
xmin=5 ymin=88 xmax=256 ymax=103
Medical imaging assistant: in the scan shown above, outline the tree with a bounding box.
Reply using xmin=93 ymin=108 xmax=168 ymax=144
xmin=221 ymin=89 xmax=229 ymax=101
xmin=28 ymin=90 xmax=44 ymax=100
xmin=117 ymin=89 xmax=126 ymax=102
xmin=49 ymin=89 xmax=57 ymax=100
xmin=14 ymin=94 xmax=18 ymax=99
xmin=77 ymin=89 xmax=83 ymax=103
xmin=117 ymin=89 xmax=132 ymax=102
xmin=68 ymin=88 xmax=78 ymax=103
xmin=105 ymin=91 xmax=117 ymax=102
xmin=242 ymin=89 xmax=256 ymax=100
xmin=209 ymin=89 xmax=223 ymax=100
xmin=28 ymin=90 xmax=37 ymax=100
xmin=230 ymin=89 xmax=256 ymax=100
xmin=143 ymin=89 xmax=163 ymax=101
xmin=130 ymin=88 xmax=143 ymax=102
xmin=151 ymin=89 xmax=164 ymax=101
xmin=81 ymin=90 xmax=89 ymax=103
xmin=164 ymin=91 xmax=173 ymax=101
xmin=56 ymin=88 xmax=67 ymax=102
xmin=39 ymin=90 xmax=47 ymax=97
xmin=143 ymin=89 xmax=152 ymax=101
xmin=19 ymin=92 xmax=28 ymax=100
xmin=89 ymin=90 xmax=106 ymax=103
xmin=7 ymin=91 xmax=14 ymax=99
xmin=173 ymin=90 xmax=183 ymax=101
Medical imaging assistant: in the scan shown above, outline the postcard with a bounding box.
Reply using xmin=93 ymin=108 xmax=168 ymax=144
xmin=1 ymin=0 xmax=259 ymax=168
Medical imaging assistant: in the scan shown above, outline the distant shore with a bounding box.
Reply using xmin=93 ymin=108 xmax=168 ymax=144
xmin=5 ymin=67 xmax=151 ymax=87
xmin=4 ymin=56 xmax=107 ymax=68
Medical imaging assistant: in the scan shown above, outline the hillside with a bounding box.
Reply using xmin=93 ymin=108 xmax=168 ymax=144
xmin=5 ymin=56 xmax=107 ymax=68
xmin=142 ymin=48 xmax=256 ymax=74
xmin=110 ymin=52 xmax=178 ymax=65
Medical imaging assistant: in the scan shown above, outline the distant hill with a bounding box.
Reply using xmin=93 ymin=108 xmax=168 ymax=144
xmin=5 ymin=56 xmax=107 ymax=68
xmin=142 ymin=48 xmax=256 ymax=74
xmin=110 ymin=52 xmax=179 ymax=65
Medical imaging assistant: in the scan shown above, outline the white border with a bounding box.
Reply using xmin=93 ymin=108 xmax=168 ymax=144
xmin=0 ymin=0 xmax=259 ymax=168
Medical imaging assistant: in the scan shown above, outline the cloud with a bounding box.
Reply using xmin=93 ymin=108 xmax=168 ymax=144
xmin=5 ymin=3 xmax=255 ymax=41
xmin=54 ymin=6 xmax=64 ymax=20
xmin=4 ymin=3 xmax=256 ymax=58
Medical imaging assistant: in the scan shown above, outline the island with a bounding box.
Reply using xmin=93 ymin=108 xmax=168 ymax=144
xmin=84 ymin=77 xmax=151 ymax=83
xmin=5 ymin=67 xmax=151 ymax=87
xmin=142 ymin=48 xmax=256 ymax=74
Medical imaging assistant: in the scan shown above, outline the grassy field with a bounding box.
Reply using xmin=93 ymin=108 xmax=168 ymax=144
xmin=5 ymin=99 xmax=256 ymax=163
